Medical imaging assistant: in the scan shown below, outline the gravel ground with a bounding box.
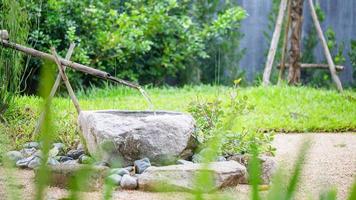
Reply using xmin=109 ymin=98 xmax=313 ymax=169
xmin=0 ymin=133 xmax=355 ymax=200
xmin=272 ymin=133 xmax=356 ymax=200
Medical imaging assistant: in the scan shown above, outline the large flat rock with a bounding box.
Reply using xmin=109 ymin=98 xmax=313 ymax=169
xmin=35 ymin=164 xmax=109 ymax=191
xmin=78 ymin=110 xmax=197 ymax=166
xmin=138 ymin=161 xmax=247 ymax=192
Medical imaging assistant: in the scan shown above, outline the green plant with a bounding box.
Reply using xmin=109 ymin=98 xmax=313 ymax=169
xmin=0 ymin=0 xmax=29 ymax=117
xmin=186 ymin=0 xmax=246 ymax=85
xmin=348 ymin=40 xmax=356 ymax=86
xmin=188 ymin=87 xmax=275 ymax=155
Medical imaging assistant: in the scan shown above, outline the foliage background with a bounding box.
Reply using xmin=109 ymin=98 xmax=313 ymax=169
xmin=19 ymin=0 xmax=246 ymax=94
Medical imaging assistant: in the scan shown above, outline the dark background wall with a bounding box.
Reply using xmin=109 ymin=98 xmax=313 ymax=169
xmin=237 ymin=0 xmax=356 ymax=85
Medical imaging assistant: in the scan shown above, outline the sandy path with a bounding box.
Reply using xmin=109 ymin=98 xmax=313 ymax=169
xmin=0 ymin=133 xmax=355 ymax=200
xmin=272 ymin=133 xmax=356 ymax=200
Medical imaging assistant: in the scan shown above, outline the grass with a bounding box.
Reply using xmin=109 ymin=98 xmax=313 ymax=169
xmin=1 ymin=85 xmax=355 ymax=150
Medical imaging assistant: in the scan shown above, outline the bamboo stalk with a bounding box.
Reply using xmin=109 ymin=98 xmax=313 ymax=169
xmin=0 ymin=39 xmax=140 ymax=89
xmin=262 ymin=0 xmax=288 ymax=86
xmin=51 ymin=47 xmax=81 ymax=114
xmin=278 ymin=0 xmax=292 ymax=84
xmin=308 ymin=0 xmax=343 ymax=92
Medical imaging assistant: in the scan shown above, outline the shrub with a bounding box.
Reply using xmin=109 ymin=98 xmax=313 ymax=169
xmin=188 ymin=87 xmax=275 ymax=155
xmin=23 ymin=0 xmax=246 ymax=89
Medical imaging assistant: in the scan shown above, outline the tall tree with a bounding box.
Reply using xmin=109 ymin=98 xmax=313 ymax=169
xmin=288 ymin=0 xmax=305 ymax=84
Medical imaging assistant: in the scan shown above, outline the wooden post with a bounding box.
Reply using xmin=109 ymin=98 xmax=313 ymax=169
xmin=33 ymin=44 xmax=76 ymax=135
xmin=288 ymin=0 xmax=305 ymax=85
xmin=51 ymin=47 xmax=81 ymax=114
xmin=308 ymin=0 xmax=343 ymax=92
xmin=278 ymin=0 xmax=292 ymax=84
xmin=262 ymin=0 xmax=288 ymax=86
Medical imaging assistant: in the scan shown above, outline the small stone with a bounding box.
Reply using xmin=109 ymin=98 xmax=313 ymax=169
xmin=77 ymin=143 xmax=85 ymax=150
xmin=110 ymin=168 xmax=130 ymax=176
xmin=63 ymin=160 xmax=78 ymax=165
xmin=95 ymin=161 xmax=110 ymax=167
xmin=67 ymin=149 xmax=85 ymax=159
xmin=176 ymin=159 xmax=193 ymax=165
xmin=33 ymin=150 xmax=43 ymax=158
xmin=53 ymin=143 xmax=65 ymax=151
xmin=28 ymin=157 xmax=42 ymax=169
xmin=125 ymin=166 xmax=134 ymax=172
xmin=58 ymin=156 xmax=74 ymax=163
xmin=227 ymin=154 xmax=248 ymax=166
xmin=47 ymin=158 xmax=60 ymax=166
xmin=79 ymin=155 xmax=94 ymax=164
xmin=216 ymin=156 xmax=227 ymax=162
xmin=134 ymin=158 xmax=151 ymax=174
xmin=106 ymin=174 xmax=122 ymax=185
xmin=49 ymin=147 xmax=59 ymax=157
xmin=5 ymin=151 xmax=24 ymax=163
xmin=192 ymin=154 xmax=202 ymax=163
xmin=120 ymin=174 xmax=137 ymax=190
xmin=16 ymin=156 xmax=35 ymax=168
xmin=23 ymin=142 xmax=40 ymax=149
xmin=20 ymin=148 xmax=37 ymax=157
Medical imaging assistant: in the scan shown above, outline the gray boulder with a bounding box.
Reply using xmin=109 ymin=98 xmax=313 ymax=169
xmin=40 ymin=164 xmax=109 ymax=191
xmin=138 ymin=161 xmax=247 ymax=192
xmin=78 ymin=110 xmax=197 ymax=166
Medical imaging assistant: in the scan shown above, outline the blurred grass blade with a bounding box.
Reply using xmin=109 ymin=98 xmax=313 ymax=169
xmin=34 ymin=59 xmax=56 ymax=200
xmin=319 ymin=188 xmax=337 ymax=200
xmin=249 ymin=143 xmax=261 ymax=200
xmin=347 ymin=179 xmax=356 ymax=200
xmin=285 ymin=140 xmax=311 ymax=200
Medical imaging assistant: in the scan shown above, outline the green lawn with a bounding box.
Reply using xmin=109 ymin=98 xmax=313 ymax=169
xmin=1 ymin=85 xmax=355 ymax=152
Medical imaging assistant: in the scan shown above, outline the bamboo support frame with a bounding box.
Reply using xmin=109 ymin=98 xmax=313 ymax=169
xmin=262 ymin=0 xmax=288 ymax=86
xmin=33 ymin=44 xmax=76 ymax=135
xmin=277 ymin=63 xmax=344 ymax=71
xmin=278 ymin=0 xmax=292 ymax=84
xmin=308 ymin=0 xmax=343 ymax=92
xmin=51 ymin=47 xmax=81 ymax=114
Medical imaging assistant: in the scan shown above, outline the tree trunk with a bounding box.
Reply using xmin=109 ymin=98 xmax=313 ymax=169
xmin=288 ymin=0 xmax=304 ymax=85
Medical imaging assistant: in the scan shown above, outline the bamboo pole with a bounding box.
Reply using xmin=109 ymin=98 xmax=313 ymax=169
xmin=51 ymin=47 xmax=81 ymax=114
xmin=277 ymin=63 xmax=344 ymax=71
xmin=278 ymin=0 xmax=292 ymax=84
xmin=0 ymin=39 xmax=140 ymax=89
xmin=308 ymin=0 xmax=343 ymax=92
xmin=262 ymin=0 xmax=288 ymax=86
xmin=33 ymin=44 xmax=76 ymax=135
